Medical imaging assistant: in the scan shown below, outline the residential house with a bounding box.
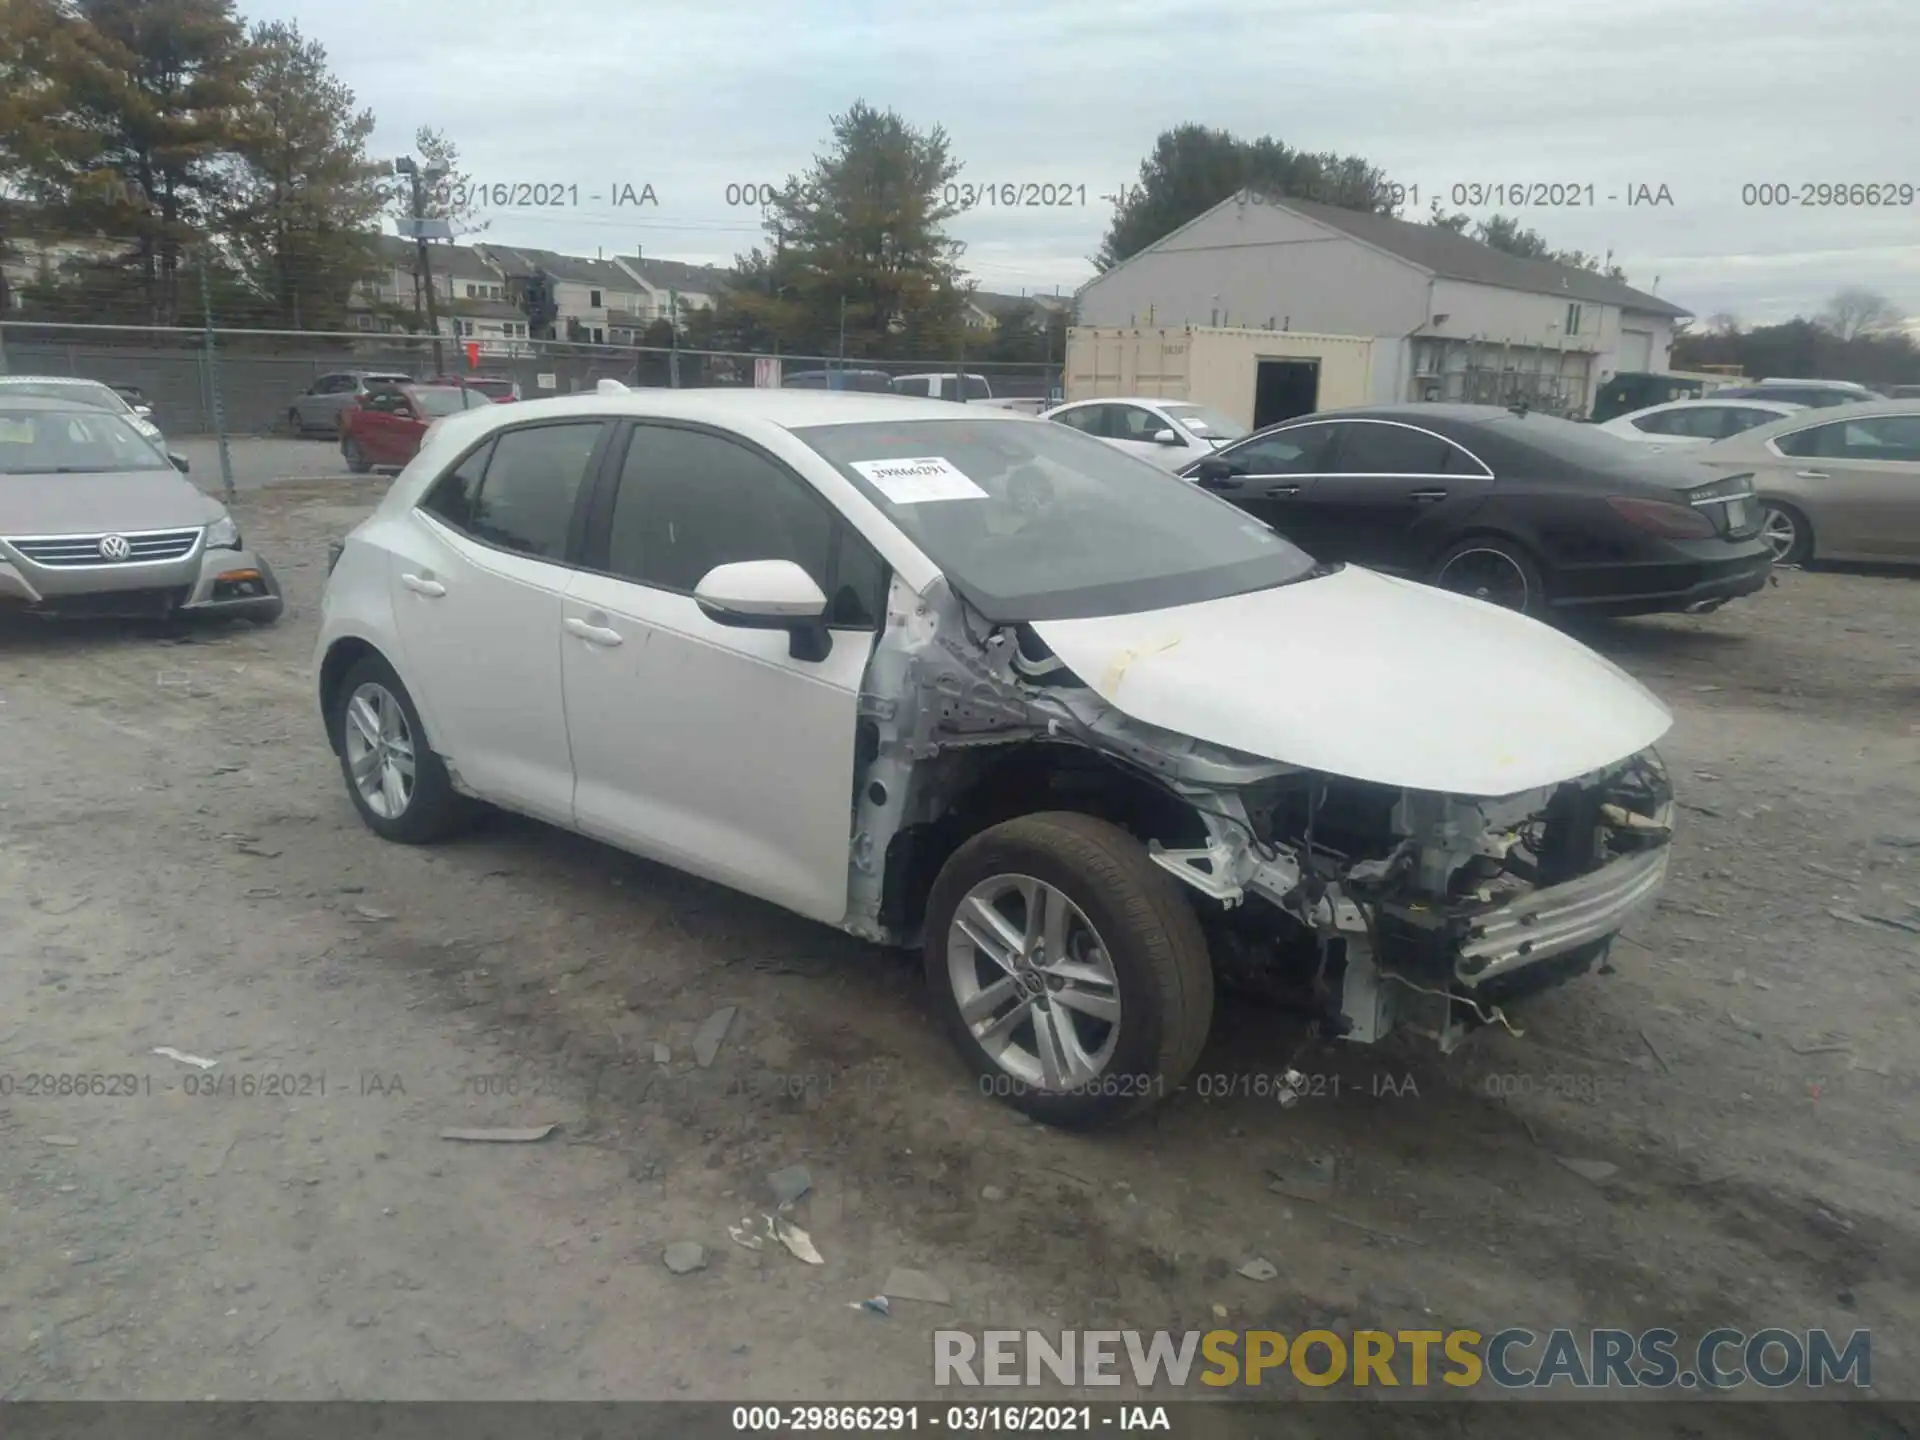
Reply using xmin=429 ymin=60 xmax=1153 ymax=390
xmin=606 ymin=254 xmax=727 ymax=342
xmin=349 ymin=234 xmax=521 ymax=347
xmin=476 ymin=245 xmax=647 ymax=345
xmin=2 ymin=235 xmax=123 ymax=309
xmin=1072 ymin=191 xmax=1691 ymax=415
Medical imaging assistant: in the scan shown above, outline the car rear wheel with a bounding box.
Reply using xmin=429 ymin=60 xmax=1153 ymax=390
xmin=1760 ymin=502 xmax=1812 ymax=566
xmin=332 ymin=655 xmax=472 ymax=844
xmin=923 ymin=812 xmax=1213 ymax=1128
xmin=1430 ymin=537 xmax=1545 ymax=615
xmin=342 ymin=436 xmax=372 ymax=474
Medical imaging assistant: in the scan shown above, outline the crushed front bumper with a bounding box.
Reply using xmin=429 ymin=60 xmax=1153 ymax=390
xmin=1454 ymin=839 xmax=1669 ymax=989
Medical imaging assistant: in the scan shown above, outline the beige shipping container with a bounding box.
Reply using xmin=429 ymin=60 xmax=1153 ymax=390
xmin=1065 ymin=325 xmax=1384 ymax=429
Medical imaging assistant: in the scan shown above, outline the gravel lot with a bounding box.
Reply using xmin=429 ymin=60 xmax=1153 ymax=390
xmin=2 ymin=474 xmax=1916 ymax=1428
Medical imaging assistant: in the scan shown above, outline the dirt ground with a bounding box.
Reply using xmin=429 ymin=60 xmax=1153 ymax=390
xmin=2 ymin=474 xmax=1916 ymax=1430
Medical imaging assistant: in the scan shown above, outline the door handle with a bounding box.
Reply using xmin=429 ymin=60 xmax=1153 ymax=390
xmin=1263 ymin=483 xmax=1301 ymax=497
xmin=564 ymin=617 xmax=624 ymax=647
xmin=399 ymin=573 xmax=446 ymax=597
xmin=1794 ymin=470 xmax=1828 ymax=480
xmin=1409 ymin=488 xmax=1448 ymax=502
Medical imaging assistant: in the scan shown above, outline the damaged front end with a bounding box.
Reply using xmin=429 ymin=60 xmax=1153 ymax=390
xmin=1148 ymin=749 xmax=1673 ymax=1051
xmin=845 ymin=574 xmax=1674 ymax=1054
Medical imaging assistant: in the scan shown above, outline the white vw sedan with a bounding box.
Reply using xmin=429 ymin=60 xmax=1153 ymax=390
xmin=316 ymin=387 xmax=1677 ymax=1126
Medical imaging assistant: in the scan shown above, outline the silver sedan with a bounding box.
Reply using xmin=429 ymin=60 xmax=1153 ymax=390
xmin=1693 ymin=398 xmax=1920 ymax=565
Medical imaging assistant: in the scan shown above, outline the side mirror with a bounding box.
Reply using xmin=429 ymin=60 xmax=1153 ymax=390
xmin=1192 ymin=457 xmax=1240 ymax=489
xmin=694 ymin=559 xmax=832 ymax=662
xmin=1152 ymin=428 xmax=1184 ymax=446
xmin=168 ymin=452 xmax=190 ymax=473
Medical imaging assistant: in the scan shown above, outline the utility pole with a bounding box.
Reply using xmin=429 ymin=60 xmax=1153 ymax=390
xmin=837 ymin=294 xmax=847 ymax=369
xmin=394 ymin=156 xmax=447 ymax=374
xmin=669 ymin=290 xmax=681 ymax=388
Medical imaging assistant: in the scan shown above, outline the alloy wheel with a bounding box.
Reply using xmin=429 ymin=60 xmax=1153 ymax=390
xmin=946 ymin=874 xmax=1122 ymax=1091
xmin=343 ymin=681 xmax=417 ymax=819
xmin=1760 ymin=506 xmax=1799 ymax=562
xmin=1435 ymin=548 xmax=1531 ymax=610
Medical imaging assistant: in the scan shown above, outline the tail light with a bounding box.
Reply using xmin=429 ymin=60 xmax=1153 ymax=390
xmin=1606 ymin=495 xmax=1716 ymax=539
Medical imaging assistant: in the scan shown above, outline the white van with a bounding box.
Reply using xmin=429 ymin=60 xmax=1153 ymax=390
xmin=892 ymin=372 xmax=992 ymax=401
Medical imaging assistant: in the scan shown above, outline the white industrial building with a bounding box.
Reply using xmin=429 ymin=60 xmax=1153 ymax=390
xmin=1074 ymin=190 xmax=1691 ymax=417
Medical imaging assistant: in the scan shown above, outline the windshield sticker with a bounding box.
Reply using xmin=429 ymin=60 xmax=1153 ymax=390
xmin=850 ymin=455 xmax=989 ymax=504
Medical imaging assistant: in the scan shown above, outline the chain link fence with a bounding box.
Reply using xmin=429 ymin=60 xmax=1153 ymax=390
xmin=0 ymin=321 xmax=1063 ymax=438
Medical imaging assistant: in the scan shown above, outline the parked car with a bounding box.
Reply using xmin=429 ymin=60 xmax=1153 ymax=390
xmin=1711 ymin=380 xmax=1884 ymax=408
xmin=782 ymin=369 xmax=898 ymax=394
xmin=0 ymin=374 xmax=169 ymax=451
xmin=315 ymin=387 xmax=1677 ymax=1126
xmin=1690 ymin=398 xmax=1920 ymax=565
xmin=0 ymin=395 xmax=282 ymax=622
xmin=1886 ymin=384 xmax=1920 ymax=400
xmin=1596 ymin=397 xmax=1803 ymax=447
xmin=1044 ymin=397 xmax=1251 ymax=472
xmin=893 ymin=372 xmax=993 ymax=401
xmin=973 ymin=397 xmax=1052 ymax=415
xmin=109 ymin=383 xmax=158 ymax=426
xmin=339 ymin=384 xmax=485 ymax=473
xmin=288 ymin=371 xmax=414 ymax=436
xmin=425 ymin=375 xmax=521 ymax=403
xmin=1177 ymin=404 xmax=1773 ymax=619
xmin=1589 ymin=371 xmax=1712 ymax=424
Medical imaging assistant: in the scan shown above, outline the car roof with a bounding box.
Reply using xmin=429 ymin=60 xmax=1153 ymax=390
xmin=1627 ymin=397 xmax=1802 ymax=413
xmin=1049 ymin=396 xmax=1183 ymax=408
xmin=0 ymin=392 xmax=110 ymax=412
xmin=432 ymin=387 xmax=1029 ymax=430
xmin=0 ymin=374 xmax=116 ymax=390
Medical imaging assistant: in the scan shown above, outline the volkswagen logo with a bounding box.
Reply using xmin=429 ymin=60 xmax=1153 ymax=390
xmin=97 ymin=534 xmax=132 ymax=561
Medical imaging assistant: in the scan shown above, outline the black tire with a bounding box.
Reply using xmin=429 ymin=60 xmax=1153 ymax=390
xmin=1428 ymin=535 xmax=1547 ymax=616
xmin=1760 ymin=501 xmax=1813 ymax=566
xmin=342 ymin=436 xmax=372 ymax=474
xmin=330 ymin=654 xmax=472 ymax=844
xmin=923 ymin=811 xmax=1214 ymax=1128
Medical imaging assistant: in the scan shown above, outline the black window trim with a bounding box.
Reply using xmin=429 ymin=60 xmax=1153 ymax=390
xmin=572 ymin=416 xmax=891 ymax=635
xmin=415 ymin=417 xmax=616 ymax=567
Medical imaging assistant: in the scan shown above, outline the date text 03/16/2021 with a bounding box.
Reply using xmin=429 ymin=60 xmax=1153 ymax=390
xmin=430 ymin=181 xmax=658 ymax=209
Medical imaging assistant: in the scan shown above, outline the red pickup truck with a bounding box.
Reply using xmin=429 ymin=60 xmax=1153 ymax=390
xmin=339 ymin=384 xmax=486 ymax=472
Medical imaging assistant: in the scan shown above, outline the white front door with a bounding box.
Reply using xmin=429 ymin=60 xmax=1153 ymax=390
xmin=560 ymin=421 xmax=886 ymax=923
xmin=384 ymin=419 xmax=609 ymax=826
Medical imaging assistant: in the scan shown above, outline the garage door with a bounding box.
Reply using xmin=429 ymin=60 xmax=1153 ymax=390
xmin=1619 ymin=329 xmax=1653 ymax=372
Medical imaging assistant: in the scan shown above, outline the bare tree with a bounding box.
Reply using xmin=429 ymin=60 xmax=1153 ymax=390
xmin=1705 ymin=312 xmax=1742 ymax=337
xmin=1818 ymin=287 xmax=1905 ymax=341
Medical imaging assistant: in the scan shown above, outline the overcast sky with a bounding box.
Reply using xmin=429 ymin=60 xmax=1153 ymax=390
xmin=254 ymin=0 xmax=1920 ymax=328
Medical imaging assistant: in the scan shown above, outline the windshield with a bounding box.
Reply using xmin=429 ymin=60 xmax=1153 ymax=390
xmin=794 ymin=417 xmax=1319 ymax=622
xmin=0 ymin=378 xmax=130 ymax=413
xmin=465 ymin=379 xmax=513 ymax=398
xmin=410 ymin=388 xmax=480 ymax=417
xmin=0 ymin=409 xmax=172 ymax=473
xmin=1163 ymin=403 xmax=1249 ymax=442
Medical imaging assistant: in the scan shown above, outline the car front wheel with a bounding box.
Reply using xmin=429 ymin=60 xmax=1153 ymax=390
xmin=923 ymin=812 xmax=1214 ymax=1128
xmin=332 ymin=655 xmax=472 ymax=844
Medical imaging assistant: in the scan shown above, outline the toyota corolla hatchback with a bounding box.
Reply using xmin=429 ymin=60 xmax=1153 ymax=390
xmin=316 ymin=387 xmax=1676 ymax=1126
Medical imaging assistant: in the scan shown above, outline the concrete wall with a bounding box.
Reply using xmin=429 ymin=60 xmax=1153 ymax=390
xmin=1075 ymin=198 xmax=1431 ymax=336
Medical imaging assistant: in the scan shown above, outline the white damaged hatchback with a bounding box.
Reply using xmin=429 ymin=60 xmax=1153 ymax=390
xmin=316 ymin=388 xmax=1675 ymax=1126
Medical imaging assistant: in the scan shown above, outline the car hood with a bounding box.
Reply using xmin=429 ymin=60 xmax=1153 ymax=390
xmin=1029 ymin=565 xmax=1672 ymax=796
xmin=0 ymin=469 xmax=221 ymax=534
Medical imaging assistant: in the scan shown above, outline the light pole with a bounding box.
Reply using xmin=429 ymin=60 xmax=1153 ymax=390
xmin=391 ymin=155 xmax=451 ymax=374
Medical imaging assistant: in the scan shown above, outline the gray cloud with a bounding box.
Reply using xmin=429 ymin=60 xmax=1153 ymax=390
xmin=251 ymin=0 xmax=1920 ymax=321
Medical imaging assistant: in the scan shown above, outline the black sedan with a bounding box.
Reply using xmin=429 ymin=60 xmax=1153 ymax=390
xmin=1179 ymin=404 xmax=1774 ymax=618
